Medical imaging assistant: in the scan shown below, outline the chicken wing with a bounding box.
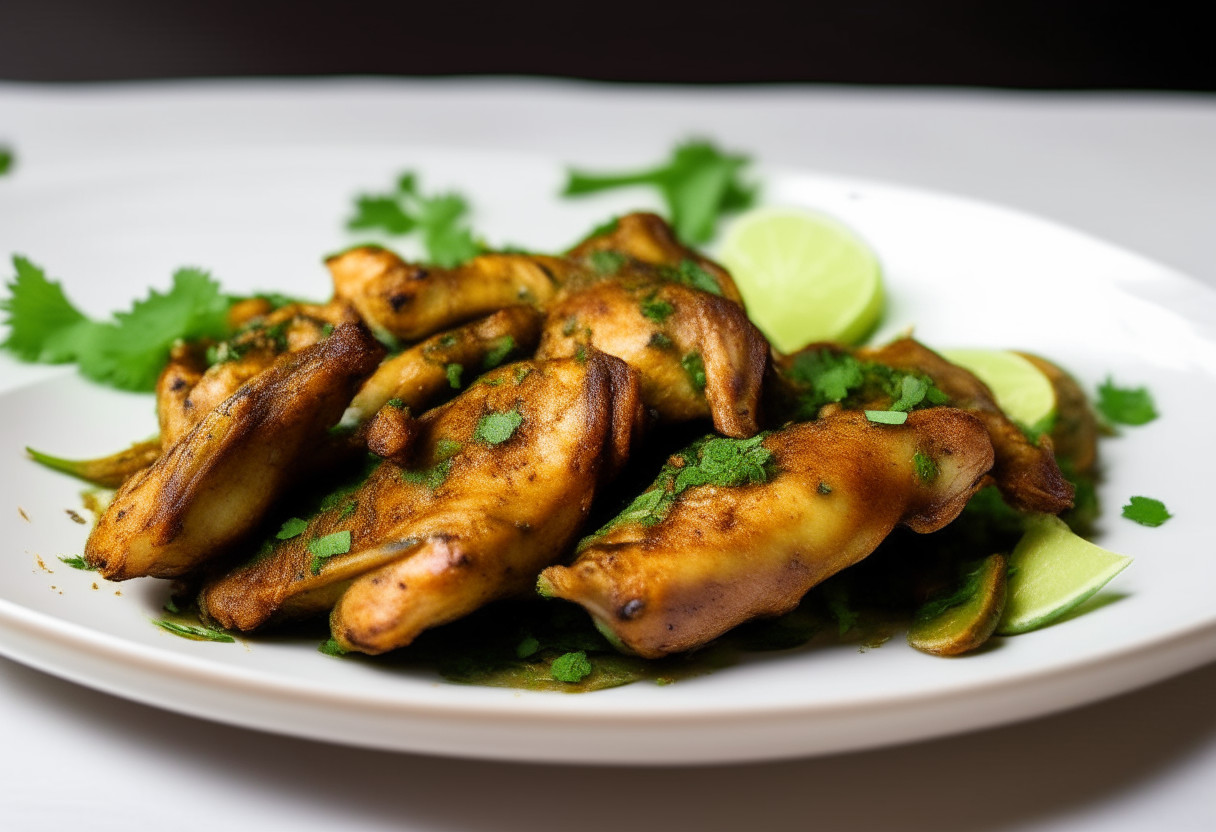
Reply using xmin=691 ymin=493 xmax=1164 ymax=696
xmin=85 ymin=323 xmax=385 ymax=580
xmin=536 ymin=271 xmax=767 ymax=437
xmin=327 ymin=245 xmax=577 ymax=342
xmin=199 ymin=351 xmax=645 ymax=655
xmin=539 ymin=408 xmax=994 ymax=658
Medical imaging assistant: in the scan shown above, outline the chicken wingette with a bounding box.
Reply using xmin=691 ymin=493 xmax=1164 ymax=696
xmin=85 ymin=323 xmax=384 ymax=580
xmin=199 ymin=351 xmax=645 ymax=654
xmin=536 ymin=269 xmax=767 ymax=437
xmin=539 ymin=408 xmax=994 ymax=658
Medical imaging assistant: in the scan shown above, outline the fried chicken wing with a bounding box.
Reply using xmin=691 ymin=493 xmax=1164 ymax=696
xmin=200 ymin=351 xmax=645 ymax=654
xmin=85 ymin=323 xmax=384 ymax=580
xmin=539 ymin=408 xmax=994 ymax=658
xmin=344 ymin=306 xmax=542 ymax=426
xmin=327 ymin=246 xmax=576 ymax=341
xmin=536 ymin=272 xmax=767 ymax=437
xmin=854 ymin=338 xmax=1073 ymax=514
xmin=157 ymin=302 xmax=358 ymax=446
xmin=567 ymin=212 xmax=743 ymax=304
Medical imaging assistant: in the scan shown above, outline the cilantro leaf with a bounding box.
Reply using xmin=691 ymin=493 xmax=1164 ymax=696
xmin=482 ymin=335 xmax=515 ymax=370
xmin=865 ymin=410 xmax=908 ymax=425
xmin=1 ymin=256 xmax=90 ymax=362
xmin=275 ymin=517 xmax=309 ymax=540
xmin=0 ymin=147 xmax=12 ymax=175
xmin=1097 ymin=378 xmax=1158 ymax=426
xmin=308 ymin=530 xmax=353 ymax=574
xmin=1122 ymin=496 xmax=1171 ymax=527
xmin=681 ymin=351 xmax=707 ymax=392
xmin=318 ymin=638 xmax=348 ymax=657
xmin=402 ymin=458 xmax=453 ymax=490
xmin=347 ymin=196 xmax=416 ymax=234
xmin=550 ymin=650 xmax=593 ymax=683
xmin=445 ymin=362 xmax=463 ymax=389
xmin=562 ymin=140 xmax=756 ymax=244
xmin=474 ymin=409 xmax=524 ymax=444
xmin=58 ymin=555 xmax=96 ymax=571
xmin=345 ymin=172 xmax=483 ymax=267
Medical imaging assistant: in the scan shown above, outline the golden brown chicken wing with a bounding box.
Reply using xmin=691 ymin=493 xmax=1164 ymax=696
xmin=539 ymin=407 xmax=994 ymax=658
xmin=199 ymin=351 xmax=645 ymax=655
xmin=536 ymin=270 xmax=767 ymax=437
xmin=327 ymin=245 xmax=578 ymax=342
xmin=85 ymin=323 xmax=384 ymax=580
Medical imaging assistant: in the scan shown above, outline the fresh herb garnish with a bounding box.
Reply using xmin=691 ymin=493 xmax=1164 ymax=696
xmin=1096 ymin=378 xmax=1158 ymax=426
xmin=587 ymin=434 xmax=773 ymax=539
xmin=474 ymin=408 xmax=524 ymax=445
xmin=514 ymin=366 xmax=533 ymax=385
xmin=319 ymin=638 xmax=348 ymax=657
xmin=275 ymin=517 xmax=309 ymax=540
xmin=550 ymin=650 xmax=593 ymax=683
xmin=308 ymin=530 xmax=353 ymax=574
xmin=386 ymin=398 xmax=406 ymax=410
xmin=58 ymin=555 xmax=95 ymax=571
xmin=153 ymin=619 xmax=235 ymax=643
xmin=681 ymin=351 xmax=707 ymax=392
xmin=640 ymin=296 xmax=674 ymax=322
xmin=818 ymin=482 xmax=833 ymax=495
xmin=912 ymin=451 xmax=939 ymax=482
xmin=785 ymin=349 xmax=946 ymax=422
xmin=648 ymin=332 xmax=673 ymax=350
xmin=677 ymin=259 xmax=722 ymax=296
xmin=347 ymin=172 xmax=483 ymax=267
xmin=865 ymin=410 xmax=908 ymax=425
xmin=0 ymin=147 xmax=12 ymax=175
xmin=482 ymin=335 xmax=515 ymax=370
xmin=1 ymin=257 xmax=232 ymax=391
xmin=402 ymin=459 xmax=453 ymax=491
xmin=445 ymin=362 xmax=463 ymax=388
xmin=1122 ymin=496 xmax=1171 ymax=527
xmin=435 ymin=438 xmax=463 ymax=460
xmin=588 ymin=249 xmax=627 ymax=275
xmin=515 ymin=635 xmax=541 ymax=659
xmin=562 ymin=140 xmax=756 ymax=244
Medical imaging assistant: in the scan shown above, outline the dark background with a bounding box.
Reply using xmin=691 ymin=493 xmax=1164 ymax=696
xmin=1 ymin=0 xmax=1214 ymax=90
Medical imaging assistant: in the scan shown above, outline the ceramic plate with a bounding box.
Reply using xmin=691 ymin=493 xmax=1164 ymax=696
xmin=1 ymin=145 xmax=1214 ymax=764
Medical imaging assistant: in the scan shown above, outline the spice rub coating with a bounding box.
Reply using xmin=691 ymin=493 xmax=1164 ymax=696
xmin=200 ymin=352 xmax=645 ymax=655
xmin=539 ymin=408 xmax=994 ymax=658
xmin=85 ymin=323 xmax=384 ymax=580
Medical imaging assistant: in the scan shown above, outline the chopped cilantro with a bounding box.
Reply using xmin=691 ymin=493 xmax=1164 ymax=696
xmin=0 ymin=146 xmax=12 ymax=175
xmin=1097 ymin=378 xmax=1158 ymax=426
xmin=308 ymin=530 xmax=353 ymax=574
xmin=346 ymin=172 xmax=483 ymax=267
xmin=482 ymin=335 xmax=515 ymax=369
xmin=818 ymin=482 xmax=833 ymax=495
xmin=562 ymin=140 xmax=756 ymax=244
xmin=891 ymin=375 xmax=930 ymax=412
xmin=648 ymin=332 xmax=673 ymax=350
xmin=589 ymin=249 xmax=627 ymax=275
xmin=865 ymin=410 xmax=908 ymax=425
xmin=574 ymin=344 xmax=588 ymax=364
xmin=386 ymin=397 xmax=406 ymax=410
xmin=677 ymin=259 xmax=722 ymax=296
xmin=1122 ymin=496 xmax=1171 ymax=527
xmin=338 ymin=500 xmax=358 ymax=520
xmin=58 ymin=555 xmax=95 ymax=571
xmin=681 ymin=351 xmax=707 ymax=392
xmin=435 ymin=438 xmax=463 ymax=460
xmin=1 ymin=257 xmax=233 ymax=391
xmin=513 ymin=366 xmax=533 ymax=385
xmin=561 ymin=316 xmax=578 ymax=337
xmin=318 ymin=638 xmax=348 ymax=657
xmin=640 ymin=296 xmax=674 ymax=322
xmin=550 ymin=650 xmax=593 ymax=683
xmin=153 ymin=619 xmax=235 ymax=643
xmin=275 ymin=517 xmax=309 ymax=540
xmin=445 ymin=362 xmax=463 ymax=389
xmin=402 ymin=459 xmax=453 ymax=491
xmin=474 ymin=409 xmax=524 ymax=445
xmin=585 ymin=434 xmax=773 ymax=539
xmin=783 ymin=350 xmax=946 ymax=422
xmin=912 ymin=451 xmax=939 ymax=482
xmin=515 ymin=635 xmax=541 ymax=659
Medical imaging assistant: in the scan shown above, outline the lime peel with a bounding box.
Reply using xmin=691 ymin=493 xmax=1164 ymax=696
xmin=717 ymin=207 xmax=884 ymax=352
xmin=997 ymin=514 xmax=1132 ymax=636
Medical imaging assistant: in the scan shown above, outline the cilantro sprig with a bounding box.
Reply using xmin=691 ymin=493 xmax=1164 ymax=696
xmin=784 ymin=349 xmax=947 ymax=422
xmin=347 ymin=172 xmax=483 ymax=267
xmin=1 ymin=256 xmax=233 ymax=391
xmin=1122 ymin=496 xmax=1171 ymax=527
xmin=562 ymin=140 xmax=756 ymax=244
xmin=1096 ymin=378 xmax=1157 ymax=426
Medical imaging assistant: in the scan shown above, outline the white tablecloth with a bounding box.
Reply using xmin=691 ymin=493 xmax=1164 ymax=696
xmin=2 ymin=79 xmax=1215 ymax=831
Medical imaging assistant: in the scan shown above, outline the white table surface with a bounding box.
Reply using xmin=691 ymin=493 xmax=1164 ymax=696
xmin=2 ymin=78 xmax=1215 ymax=831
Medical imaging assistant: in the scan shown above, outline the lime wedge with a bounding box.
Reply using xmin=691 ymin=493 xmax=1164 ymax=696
xmin=940 ymin=348 xmax=1056 ymax=430
xmin=997 ymin=514 xmax=1132 ymax=635
xmin=717 ymin=207 xmax=884 ymax=352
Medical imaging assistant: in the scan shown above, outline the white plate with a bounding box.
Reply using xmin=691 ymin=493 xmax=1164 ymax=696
xmin=1 ymin=145 xmax=1214 ymax=765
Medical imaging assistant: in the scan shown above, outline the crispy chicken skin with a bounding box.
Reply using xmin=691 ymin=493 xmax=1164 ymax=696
xmin=345 ymin=306 xmax=543 ymax=426
xmin=536 ymin=273 xmax=767 ymax=437
xmin=157 ymin=302 xmax=358 ymax=447
xmin=539 ymin=408 xmax=994 ymax=658
xmin=567 ymin=212 xmax=744 ymax=305
xmin=854 ymin=338 xmax=1074 ymax=514
xmin=327 ymin=246 xmax=576 ymax=341
xmin=86 ymin=324 xmax=384 ymax=580
xmin=200 ymin=352 xmax=645 ymax=655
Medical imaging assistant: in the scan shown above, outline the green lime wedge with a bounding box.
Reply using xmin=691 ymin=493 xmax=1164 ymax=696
xmin=717 ymin=207 xmax=884 ymax=352
xmin=997 ymin=514 xmax=1132 ymax=635
xmin=940 ymin=348 xmax=1056 ymax=431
